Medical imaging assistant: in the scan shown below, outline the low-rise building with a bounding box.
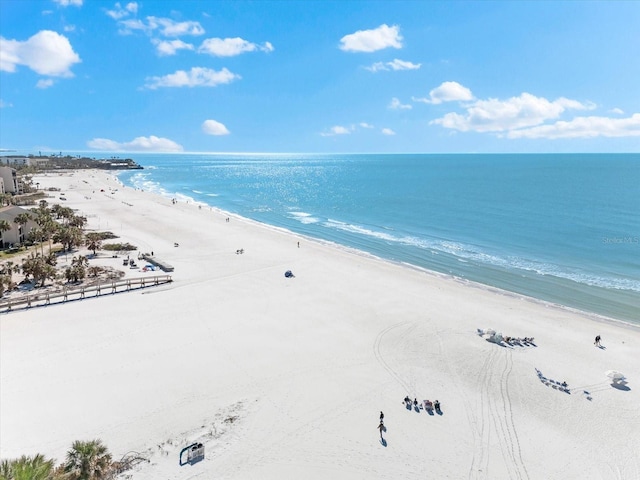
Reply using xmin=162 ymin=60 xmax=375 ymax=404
xmin=0 ymin=166 xmax=18 ymax=194
xmin=0 ymin=156 xmax=31 ymax=166
xmin=0 ymin=205 xmax=37 ymax=249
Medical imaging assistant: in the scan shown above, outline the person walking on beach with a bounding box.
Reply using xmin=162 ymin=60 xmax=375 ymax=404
xmin=594 ymin=335 xmax=601 ymax=346
xmin=378 ymin=421 xmax=385 ymax=439
xmin=380 ymin=411 xmax=384 ymax=422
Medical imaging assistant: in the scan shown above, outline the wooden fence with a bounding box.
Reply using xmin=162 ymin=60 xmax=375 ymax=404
xmin=0 ymin=275 xmax=173 ymax=313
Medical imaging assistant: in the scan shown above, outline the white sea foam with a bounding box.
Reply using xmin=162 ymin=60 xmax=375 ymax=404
xmin=252 ymin=206 xmax=272 ymax=213
xmin=127 ymin=172 xmax=168 ymax=197
xmin=323 ymin=219 xmax=640 ymax=292
xmin=289 ymin=211 xmax=320 ymax=224
xmin=325 ymin=219 xmax=399 ymax=242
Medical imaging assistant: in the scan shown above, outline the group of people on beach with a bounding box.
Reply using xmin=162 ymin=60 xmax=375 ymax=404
xmin=378 ymin=396 xmax=444 ymax=439
xmin=403 ymin=396 xmax=441 ymax=413
xmin=503 ymin=336 xmax=535 ymax=345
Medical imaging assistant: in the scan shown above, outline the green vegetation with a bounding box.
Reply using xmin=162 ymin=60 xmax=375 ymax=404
xmin=64 ymin=440 xmax=112 ymax=480
xmin=0 ymin=439 xmax=121 ymax=480
xmin=1 ymin=201 xmax=137 ymax=293
xmin=0 ymin=454 xmax=55 ymax=480
xmin=65 ymin=256 xmax=89 ymax=283
xmin=91 ymin=232 xmax=118 ymax=241
xmin=20 ymin=252 xmax=57 ymax=287
xmin=102 ymin=242 xmax=137 ymax=252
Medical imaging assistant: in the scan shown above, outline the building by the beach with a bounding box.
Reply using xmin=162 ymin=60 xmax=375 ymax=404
xmin=0 ymin=205 xmax=37 ymax=249
xmin=0 ymin=166 xmax=19 ymax=194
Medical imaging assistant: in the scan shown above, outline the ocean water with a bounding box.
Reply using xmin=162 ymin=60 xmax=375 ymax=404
xmin=117 ymin=153 xmax=640 ymax=324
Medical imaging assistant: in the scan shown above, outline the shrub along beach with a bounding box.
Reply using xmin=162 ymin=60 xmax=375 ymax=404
xmin=1 ymin=169 xmax=639 ymax=479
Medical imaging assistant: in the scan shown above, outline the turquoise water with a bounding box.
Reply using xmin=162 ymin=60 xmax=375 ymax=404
xmin=117 ymin=153 xmax=640 ymax=323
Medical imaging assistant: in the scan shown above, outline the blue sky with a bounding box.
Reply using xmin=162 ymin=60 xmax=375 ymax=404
xmin=1 ymin=0 xmax=639 ymax=154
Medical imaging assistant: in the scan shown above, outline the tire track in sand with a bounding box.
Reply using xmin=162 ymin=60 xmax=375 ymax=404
xmin=373 ymin=321 xmax=415 ymax=393
xmin=486 ymin=348 xmax=529 ymax=480
xmin=467 ymin=346 xmax=496 ymax=479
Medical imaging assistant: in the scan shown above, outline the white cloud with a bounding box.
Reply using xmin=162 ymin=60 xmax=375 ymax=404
xmin=366 ymin=62 xmax=386 ymax=72
xmin=387 ymin=59 xmax=420 ymax=70
xmin=0 ymin=99 xmax=13 ymax=108
xmin=199 ymin=37 xmax=274 ymax=57
xmin=202 ymin=119 xmax=230 ymax=136
xmin=117 ymin=18 xmax=148 ymax=34
xmin=0 ymin=30 xmax=81 ymax=77
xmin=144 ymin=67 xmax=240 ymax=89
xmin=413 ymin=81 xmax=474 ymax=105
xmin=381 ymin=128 xmax=396 ymax=135
xmin=366 ymin=58 xmax=420 ymax=72
xmin=147 ymin=17 xmax=204 ymax=37
xmin=431 ymin=92 xmax=593 ymax=132
xmin=320 ymin=126 xmax=352 ymax=136
xmin=115 ymin=15 xmax=203 ymax=37
xmin=105 ymin=2 xmax=137 ymax=20
xmin=63 ymin=25 xmax=76 ymax=32
xmin=36 ymin=79 xmax=54 ymax=89
xmin=153 ymin=39 xmax=194 ymax=56
xmin=359 ymin=122 xmax=374 ymax=128
xmin=87 ymin=135 xmax=183 ymax=152
xmin=507 ymin=114 xmax=640 ymax=139
xmin=389 ymin=97 xmax=412 ymax=110
xmin=339 ymin=24 xmax=402 ymax=53
xmin=53 ymin=0 xmax=82 ymax=6
xmin=610 ymin=107 xmax=624 ymax=115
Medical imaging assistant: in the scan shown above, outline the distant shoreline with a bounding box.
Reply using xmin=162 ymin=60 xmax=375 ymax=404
xmin=1 ymin=153 xmax=143 ymax=170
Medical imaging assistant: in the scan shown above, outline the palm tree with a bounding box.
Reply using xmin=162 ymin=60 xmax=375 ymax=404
xmin=21 ymin=252 xmax=57 ymax=287
xmin=0 ymin=193 xmax=12 ymax=207
xmin=13 ymin=213 xmax=31 ymax=247
xmin=41 ymin=218 xmax=59 ymax=255
xmin=69 ymin=214 xmax=87 ymax=229
xmin=1 ymin=260 xmax=19 ymax=282
xmin=85 ymin=232 xmax=102 ymax=256
xmin=64 ymin=439 xmax=112 ymax=480
xmin=0 ymin=261 xmax=20 ymax=297
xmin=0 ymin=459 xmax=11 ymax=480
xmin=0 ymin=219 xmax=11 ymax=249
xmin=0 ymin=454 xmax=55 ymax=480
xmin=53 ymin=225 xmax=83 ymax=252
xmin=66 ymin=255 xmax=89 ymax=282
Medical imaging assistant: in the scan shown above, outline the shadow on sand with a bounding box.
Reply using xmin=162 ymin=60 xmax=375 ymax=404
xmin=611 ymin=382 xmax=631 ymax=391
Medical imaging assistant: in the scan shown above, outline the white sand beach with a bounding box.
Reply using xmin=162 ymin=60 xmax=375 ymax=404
xmin=1 ymin=170 xmax=639 ymax=479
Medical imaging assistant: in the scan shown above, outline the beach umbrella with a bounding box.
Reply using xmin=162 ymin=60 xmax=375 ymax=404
xmin=605 ymin=370 xmax=626 ymax=381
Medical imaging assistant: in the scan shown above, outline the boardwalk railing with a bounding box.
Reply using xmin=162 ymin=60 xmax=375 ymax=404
xmin=0 ymin=275 xmax=173 ymax=312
